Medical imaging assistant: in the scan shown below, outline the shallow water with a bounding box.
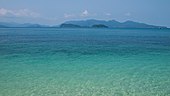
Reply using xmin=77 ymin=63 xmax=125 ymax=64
xmin=0 ymin=28 xmax=170 ymax=96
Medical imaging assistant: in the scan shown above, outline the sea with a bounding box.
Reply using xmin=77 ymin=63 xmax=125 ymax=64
xmin=0 ymin=28 xmax=170 ymax=96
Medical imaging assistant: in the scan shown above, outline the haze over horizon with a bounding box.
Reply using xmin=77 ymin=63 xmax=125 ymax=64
xmin=0 ymin=0 xmax=170 ymax=27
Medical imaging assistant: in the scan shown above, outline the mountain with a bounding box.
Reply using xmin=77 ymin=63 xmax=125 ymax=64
xmin=0 ymin=22 xmax=49 ymax=28
xmin=0 ymin=19 xmax=168 ymax=28
xmin=64 ymin=19 xmax=116 ymax=27
xmin=92 ymin=24 xmax=108 ymax=28
xmin=0 ymin=25 xmax=8 ymax=28
xmin=62 ymin=19 xmax=167 ymax=28
xmin=60 ymin=24 xmax=81 ymax=28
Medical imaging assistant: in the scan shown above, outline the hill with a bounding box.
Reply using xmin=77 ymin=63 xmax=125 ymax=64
xmin=62 ymin=19 xmax=167 ymax=28
xmin=0 ymin=22 xmax=49 ymax=28
xmin=60 ymin=24 xmax=81 ymax=28
xmin=0 ymin=19 xmax=168 ymax=29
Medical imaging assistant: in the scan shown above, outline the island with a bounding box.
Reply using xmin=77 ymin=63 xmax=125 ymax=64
xmin=0 ymin=19 xmax=168 ymax=29
xmin=91 ymin=24 xmax=108 ymax=28
xmin=60 ymin=24 xmax=81 ymax=28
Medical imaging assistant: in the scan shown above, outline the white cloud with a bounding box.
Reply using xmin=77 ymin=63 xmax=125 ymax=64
xmin=0 ymin=8 xmax=8 ymax=16
xmin=105 ymin=13 xmax=111 ymax=16
xmin=64 ymin=13 xmax=75 ymax=18
xmin=63 ymin=10 xmax=95 ymax=19
xmin=0 ymin=8 xmax=40 ymax=18
xmin=64 ymin=10 xmax=90 ymax=18
xmin=81 ymin=10 xmax=89 ymax=17
xmin=125 ymin=12 xmax=131 ymax=17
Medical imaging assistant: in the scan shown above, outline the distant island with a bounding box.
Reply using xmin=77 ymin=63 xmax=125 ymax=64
xmin=0 ymin=19 xmax=168 ymax=29
xmin=61 ymin=19 xmax=167 ymax=29
xmin=0 ymin=22 xmax=48 ymax=28
xmin=60 ymin=24 xmax=81 ymax=28
xmin=92 ymin=24 xmax=108 ymax=28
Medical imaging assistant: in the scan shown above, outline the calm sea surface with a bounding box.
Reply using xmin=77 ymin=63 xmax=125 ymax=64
xmin=0 ymin=28 xmax=170 ymax=96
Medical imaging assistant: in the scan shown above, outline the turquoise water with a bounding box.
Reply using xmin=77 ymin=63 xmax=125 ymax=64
xmin=0 ymin=28 xmax=170 ymax=96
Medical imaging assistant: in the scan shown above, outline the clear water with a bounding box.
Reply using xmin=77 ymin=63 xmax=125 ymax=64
xmin=0 ymin=28 xmax=170 ymax=96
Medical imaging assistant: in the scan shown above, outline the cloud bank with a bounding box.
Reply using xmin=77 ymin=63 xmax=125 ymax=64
xmin=81 ymin=10 xmax=89 ymax=16
xmin=0 ymin=8 xmax=40 ymax=18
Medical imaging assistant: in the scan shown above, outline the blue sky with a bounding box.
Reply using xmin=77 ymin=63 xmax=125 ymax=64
xmin=0 ymin=0 xmax=170 ymax=27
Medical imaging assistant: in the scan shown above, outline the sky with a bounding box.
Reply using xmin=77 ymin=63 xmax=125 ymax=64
xmin=0 ymin=0 xmax=170 ymax=27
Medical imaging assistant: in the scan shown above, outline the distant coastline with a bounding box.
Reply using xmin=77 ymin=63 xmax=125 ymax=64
xmin=0 ymin=19 xmax=168 ymax=29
